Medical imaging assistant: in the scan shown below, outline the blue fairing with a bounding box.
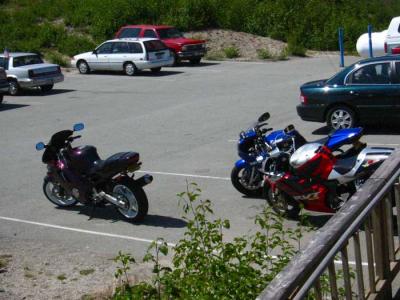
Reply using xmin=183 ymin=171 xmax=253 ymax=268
xmin=327 ymin=127 xmax=363 ymax=149
xmin=235 ymin=159 xmax=249 ymax=169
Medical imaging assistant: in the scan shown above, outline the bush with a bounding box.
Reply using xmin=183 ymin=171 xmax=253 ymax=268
xmin=257 ymin=48 xmax=272 ymax=59
xmin=45 ymin=51 xmax=69 ymax=67
xmin=113 ymin=183 xmax=311 ymax=299
xmin=57 ymin=34 xmax=96 ymax=57
xmin=224 ymin=46 xmax=240 ymax=58
xmin=287 ymin=34 xmax=307 ymax=57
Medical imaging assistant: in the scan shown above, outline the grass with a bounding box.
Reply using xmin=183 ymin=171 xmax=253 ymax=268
xmin=79 ymin=268 xmax=95 ymax=276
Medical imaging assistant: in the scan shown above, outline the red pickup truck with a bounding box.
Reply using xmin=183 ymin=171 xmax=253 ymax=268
xmin=115 ymin=25 xmax=206 ymax=65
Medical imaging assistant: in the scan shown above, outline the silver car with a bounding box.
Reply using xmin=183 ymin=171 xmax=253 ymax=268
xmin=0 ymin=52 xmax=64 ymax=95
xmin=0 ymin=67 xmax=8 ymax=104
xmin=71 ymin=38 xmax=173 ymax=76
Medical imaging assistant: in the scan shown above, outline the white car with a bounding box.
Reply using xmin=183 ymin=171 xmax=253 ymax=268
xmin=71 ymin=38 xmax=173 ymax=76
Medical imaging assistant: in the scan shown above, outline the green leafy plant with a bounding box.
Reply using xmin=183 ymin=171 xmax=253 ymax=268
xmin=224 ymin=46 xmax=240 ymax=58
xmin=113 ymin=183 xmax=308 ymax=299
xmin=45 ymin=51 xmax=69 ymax=67
xmin=113 ymin=251 xmax=136 ymax=295
xmin=257 ymin=48 xmax=272 ymax=59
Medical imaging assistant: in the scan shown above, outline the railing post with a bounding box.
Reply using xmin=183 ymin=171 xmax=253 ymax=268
xmin=372 ymin=200 xmax=392 ymax=298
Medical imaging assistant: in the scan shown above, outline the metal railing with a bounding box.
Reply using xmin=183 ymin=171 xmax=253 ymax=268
xmin=257 ymin=149 xmax=400 ymax=300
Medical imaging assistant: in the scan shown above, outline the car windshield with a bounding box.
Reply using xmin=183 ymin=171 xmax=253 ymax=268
xmin=144 ymin=40 xmax=167 ymax=52
xmin=13 ymin=55 xmax=43 ymax=67
xmin=157 ymin=28 xmax=183 ymax=39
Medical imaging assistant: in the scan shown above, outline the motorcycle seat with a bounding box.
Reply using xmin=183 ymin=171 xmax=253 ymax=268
xmin=89 ymin=152 xmax=139 ymax=174
xmin=333 ymin=155 xmax=358 ymax=175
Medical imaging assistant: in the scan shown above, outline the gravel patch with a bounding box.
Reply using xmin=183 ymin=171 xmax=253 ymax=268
xmin=0 ymin=237 xmax=155 ymax=300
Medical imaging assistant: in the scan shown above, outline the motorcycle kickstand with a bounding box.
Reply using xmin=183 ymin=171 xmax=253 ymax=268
xmin=88 ymin=202 xmax=96 ymax=220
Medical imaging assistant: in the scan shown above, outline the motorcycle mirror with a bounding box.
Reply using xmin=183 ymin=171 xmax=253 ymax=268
xmin=35 ymin=142 xmax=45 ymax=151
xmin=258 ymin=112 xmax=270 ymax=123
xmin=284 ymin=124 xmax=295 ymax=134
xmin=73 ymin=123 xmax=84 ymax=131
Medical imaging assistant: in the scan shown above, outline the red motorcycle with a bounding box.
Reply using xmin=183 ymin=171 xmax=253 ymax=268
xmin=263 ymin=138 xmax=393 ymax=218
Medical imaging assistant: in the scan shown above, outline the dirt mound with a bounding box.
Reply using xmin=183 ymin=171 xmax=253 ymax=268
xmin=185 ymin=29 xmax=288 ymax=60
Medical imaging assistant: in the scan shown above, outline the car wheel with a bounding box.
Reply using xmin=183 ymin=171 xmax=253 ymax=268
xmin=327 ymin=106 xmax=356 ymax=129
xmin=189 ymin=58 xmax=201 ymax=65
xmin=151 ymin=67 xmax=162 ymax=73
xmin=8 ymin=80 xmax=19 ymax=96
xmin=77 ymin=60 xmax=90 ymax=74
xmin=41 ymin=84 xmax=54 ymax=93
xmin=171 ymin=52 xmax=180 ymax=66
xmin=124 ymin=62 xmax=137 ymax=76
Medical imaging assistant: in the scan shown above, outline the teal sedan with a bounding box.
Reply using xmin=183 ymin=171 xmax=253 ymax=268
xmin=297 ymin=55 xmax=400 ymax=129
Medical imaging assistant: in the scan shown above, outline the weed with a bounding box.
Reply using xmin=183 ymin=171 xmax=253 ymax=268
xmin=257 ymin=48 xmax=272 ymax=59
xmin=224 ymin=46 xmax=240 ymax=58
xmin=0 ymin=254 xmax=12 ymax=269
xmin=57 ymin=274 xmax=67 ymax=281
xmin=205 ymin=51 xmax=225 ymax=61
xmin=79 ymin=268 xmax=95 ymax=276
xmin=45 ymin=51 xmax=69 ymax=67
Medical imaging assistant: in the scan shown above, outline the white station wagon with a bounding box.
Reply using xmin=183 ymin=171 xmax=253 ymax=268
xmin=71 ymin=38 xmax=173 ymax=76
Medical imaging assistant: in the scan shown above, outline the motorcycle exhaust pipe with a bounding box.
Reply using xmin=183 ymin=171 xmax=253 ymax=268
xmin=135 ymin=174 xmax=153 ymax=187
xmin=97 ymin=191 xmax=127 ymax=209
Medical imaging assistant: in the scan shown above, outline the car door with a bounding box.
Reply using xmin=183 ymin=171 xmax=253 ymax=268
xmin=388 ymin=61 xmax=400 ymax=119
xmin=88 ymin=42 xmax=112 ymax=70
xmin=344 ymin=62 xmax=395 ymax=120
xmin=108 ymin=42 xmax=130 ymax=71
xmin=127 ymin=42 xmax=145 ymax=69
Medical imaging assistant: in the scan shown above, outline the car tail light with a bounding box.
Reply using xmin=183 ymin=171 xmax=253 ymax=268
xmin=300 ymin=93 xmax=308 ymax=104
xmin=392 ymin=47 xmax=400 ymax=55
xmin=57 ymin=66 xmax=61 ymax=73
xmin=384 ymin=42 xmax=387 ymax=53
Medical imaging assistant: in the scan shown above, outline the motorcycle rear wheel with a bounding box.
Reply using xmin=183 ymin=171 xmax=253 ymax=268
xmin=231 ymin=165 xmax=262 ymax=197
xmin=43 ymin=176 xmax=78 ymax=207
xmin=112 ymin=178 xmax=148 ymax=222
xmin=266 ymin=188 xmax=300 ymax=219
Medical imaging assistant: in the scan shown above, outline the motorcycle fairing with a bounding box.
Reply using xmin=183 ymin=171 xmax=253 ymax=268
xmin=325 ymin=127 xmax=363 ymax=149
xmin=328 ymin=147 xmax=394 ymax=183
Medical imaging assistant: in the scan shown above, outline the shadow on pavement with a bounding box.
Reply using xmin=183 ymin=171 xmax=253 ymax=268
xmin=175 ymin=61 xmax=220 ymax=67
xmin=61 ymin=205 xmax=187 ymax=228
xmin=86 ymin=70 xmax=183 ymax=77
xmin=15 ymin=88 xmax=75 ymax=97
xmin=0 ymin=103 xmax=29 ymax=111
xmin=312 ymin=123 xmax=400 ymax=136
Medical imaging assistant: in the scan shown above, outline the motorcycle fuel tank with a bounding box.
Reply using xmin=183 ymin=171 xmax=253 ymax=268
xmin=69 ymin=145 xmax=100 ymax=173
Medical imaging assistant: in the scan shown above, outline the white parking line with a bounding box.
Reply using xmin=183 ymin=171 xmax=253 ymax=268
xmin=137 ymin=170 xmax=230 ymax=181
xmin=0 ymin=216 xmax=176 ymax=247
xmin=0 ymin=216 xmax=368 ymax=267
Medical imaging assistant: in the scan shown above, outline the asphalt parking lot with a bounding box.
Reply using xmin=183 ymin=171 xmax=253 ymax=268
xmin=1 ymin=56 xmax=399 ymax=296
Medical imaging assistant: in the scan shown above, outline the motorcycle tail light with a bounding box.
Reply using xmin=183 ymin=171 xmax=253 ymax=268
xmin=300 ymin=93 xmax=307 ymax=104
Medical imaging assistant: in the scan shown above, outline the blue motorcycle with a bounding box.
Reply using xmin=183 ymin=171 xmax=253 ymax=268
xmin=231 ymin=112 xmax=363 ymax=197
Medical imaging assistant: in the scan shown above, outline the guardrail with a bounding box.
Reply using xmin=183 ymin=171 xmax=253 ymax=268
xmin=257 ymin=149 xmax=400 ymax=300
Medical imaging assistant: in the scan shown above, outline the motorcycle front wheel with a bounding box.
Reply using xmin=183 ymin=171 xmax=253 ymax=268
xmin=43 ymin=176 xmax=78 ymax=207
xmin=231 ymin=165 xmax=262 ymax=197
xmin=112 ymin=178 xmax=148 ymax=222
xmin=266 ymin=188 xmax=300 ymax=219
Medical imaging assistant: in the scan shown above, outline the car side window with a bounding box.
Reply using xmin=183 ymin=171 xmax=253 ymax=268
xmin=0 ymin=57 xmax=7 ymax=70
xmin=119 ymin=28 xmax=140 ymax=38
xmin=129 ymin=42 xmax=144 ymax=54
xmin=349 ymin=63 xmax=391 ymax=84
xmin=112 ymin=42 xmax=130 ymax=54
xmin=96 ymin=43 xmax=113 ymax=54
xmin=144 ymin=29 xmax=157 ymax=38
xmin=394 ymin=62 xmax=400 ymax=83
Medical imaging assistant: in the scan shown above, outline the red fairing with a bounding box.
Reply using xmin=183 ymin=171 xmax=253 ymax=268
xmin=296 ymin=146 xmax=335 ymax=180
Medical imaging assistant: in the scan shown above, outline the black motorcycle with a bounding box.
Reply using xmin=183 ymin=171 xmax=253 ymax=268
xmin=35 ymin=123 xmax=153 ymax=222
